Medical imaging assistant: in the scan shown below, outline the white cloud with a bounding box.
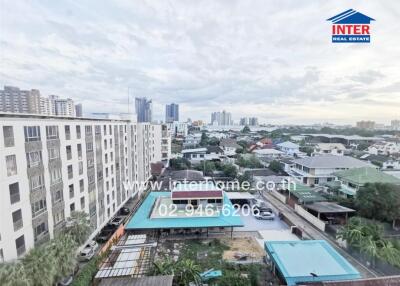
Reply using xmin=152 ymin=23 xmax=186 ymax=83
xmin=0 ymin=0 xmax=399 ymax=124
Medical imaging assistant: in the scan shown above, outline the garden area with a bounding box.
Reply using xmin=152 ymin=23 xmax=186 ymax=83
xmin=152 ymin=237 xmax=278 ymax=286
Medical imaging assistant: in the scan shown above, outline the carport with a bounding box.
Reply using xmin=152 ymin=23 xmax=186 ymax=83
xmin=226 ymin=192 xmax=255 ymax=206
xmin=303 ymin=202 xmax=355 ymax=224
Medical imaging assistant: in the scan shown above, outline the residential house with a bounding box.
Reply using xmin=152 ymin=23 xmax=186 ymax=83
xmin=276 ymin=141 xmax=300 ymax=156
xmin=219 ymin=138 xmax=242 ymax=156
xmin=181 ymin=146 xmax=224 ymax=164
xmin=183 ymin=133 xmax=202 ymax=148
xmin=289 ymin=155 xmax=373 ymax=186
xmin=313 ymin=143 xmax=346 ymax=156
xmin=334 ymin=167 xmax=400 ymax=197
xmin=367 ymin=141 xmax=400 ymax=156
xmin=359 ymin=153 xmax=400 ymax=170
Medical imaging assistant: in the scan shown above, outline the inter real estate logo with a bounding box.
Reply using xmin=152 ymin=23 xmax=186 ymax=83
xmin=327 ymin=9 xmax=375 ymax=43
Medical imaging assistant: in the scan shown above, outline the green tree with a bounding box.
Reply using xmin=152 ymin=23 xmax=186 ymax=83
xmin=0 ymin=262 xmax=30 ymax=286
xmin=218 ymin=272 xmax=249 ymax=286
xmin=64 ymin=211 xmax=92 ymax=244
xmin=22 ymin=246 xmax=57 ymax=286
xmin=200 ymin=132 xmax=208 ymax=146
xmin=356 ymin=183 xmax=400 ymax=223
xmin=222 ymin=163 xmax=238 ymax=178
xmin=176 ymin=259 xmax=201 ymax=286
xmin=169 ymin=158 xmax=191 ymax=170
xmin=50 ymin=234 xmax=78 ymax=280
xmin=268 ymin=160 xmax=284 ymax=173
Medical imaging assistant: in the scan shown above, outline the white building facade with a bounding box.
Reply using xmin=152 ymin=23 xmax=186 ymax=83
xmin=0 ymin=113 xmax=164 ymax=262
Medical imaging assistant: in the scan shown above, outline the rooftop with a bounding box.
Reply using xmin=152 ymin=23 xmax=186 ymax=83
xmin=265 ymin=240 xmax=361 ymax=286
xmin=288 ymin=184 xmax=327 ymax=203
xmin=293 ymin=155 xmax=372 ymax=169
xmin=125 ymin=192 xmax=243 ymax=230
xmin=98 ymin=275 xmax=174 ymax=286
xmin=277 ymin=141 xmax=299 ymax=149
xmin=305 ymin=202 xmax=355 ymax=214
xmin=334 ymin=167 xmax=400 ymax=185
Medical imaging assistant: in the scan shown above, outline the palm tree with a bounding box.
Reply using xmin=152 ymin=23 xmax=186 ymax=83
xmin=63 ymin=211 xmax=91 ymax=244
xmin=379 ymin=240 xmax=400 ymax=267
xmin=49 ymin=233 xmax=78 ymax=279
xmin=176 ymin=259 xmax=201 ymax=286
xmin=152 ymin=256 xmax=175 ymax=276
xmin=360 ymin=235 xmax=379 ymax=267
xmin=0 ymin=262 xmax=30 ymax=286
xmin=22 ymin=245 xmax=58 ymax=286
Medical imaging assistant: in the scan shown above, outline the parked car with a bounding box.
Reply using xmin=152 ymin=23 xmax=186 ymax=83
xmin=95 ymin=229 xmax=114 ymax=243
xmin=78 ymin=246 xmax=95 ymax=261
xmin=57 ymin=275 xmax=73 ymax=286
xmin=253 ymin=209 xmax=275 ymax=220
xmin=119 ymin=207 xmax=130 ymax=215
xmin=84 ymin=240 xmax=98 ymax=252
xmin=109 ymin=216 xmax=124 ymax=226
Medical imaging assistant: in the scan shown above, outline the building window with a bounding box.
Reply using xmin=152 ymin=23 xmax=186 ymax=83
xmin=30 ymin=174 xmax=44 ymax=191
xmin=34 ymin=222 xmax=47 ymax=239
xmin=24 ymin=126 xmax=41 ymax=142
xmin=54 ymin=189 xmax=63 ymax=203
xmin=104 ymin=139 xmax=107 ymax=150
xmin=79 ymin=161 xmax=83 ymax=175
xmin=32 ymin=199 xmax=47 ymax=217
xmin=95 ymin=125 xmax=101 ymax=135
xmin=111 ymin=152 xmax=113 ymax=161
xmin=79 ymin=179 xmax=84 ymax=192
xmin=16 ymin=235 xmax=26 ymax=257
xmin=9 ymin=183 xmax=20 ymax=204
xmin=53 ymin=210 xmax=65 ymax=225
xmin=77 ymin=144 xmax=82 ymax=158
xmin=106 ymin=167 xmax=109 ymax=178
xmin=0 ymin=249 xmax=4 ymax=263
xmin=65 ymin=125 xmax=71 ymax=140
xmin=6 ymin=155 xmax=17 ymax=176
xmin=87 ymin=158 xmax=94 ymax=168
xmin=50 ymin=168 xmax=62 ymax=185
xmin=66 ymin=145 xmax=72 ymax=160
xmin=48 ymin=147 xmax=60 ymax=160
xmin=26 ymin=151 xmax=42 ymax=168
xmin=46 ymin=126 xmax=58 ymax=139
xmin=70 ymin=203 xmax=75 ymax=212
xmin=86 ymin=142 xmax=93 ymax=152
xmin=85 ymin=125 xmax=92 ymax=136
xmin=12 ymin=209 xmax=23 ymax=231
xmin=105 ymin=153 xmax=108 ymax=164
xmin=76 ymin=125 xmax=81 ymax=139
xmin=67 ymin=165 xmax=73 ymax=179
xmin=3 ymin=126 xmax=14 ymax=147
xmin=103 ymin=125 xmax=107 ymax=135
xmin=69 ymin=184 xmax=74 ymax=199
xmin=80 ymin=197 xmax=85 ymax=209
xmin=88 ymin=174 xmax=95 ymax=184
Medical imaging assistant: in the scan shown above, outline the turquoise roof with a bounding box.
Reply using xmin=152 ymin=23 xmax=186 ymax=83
xmin=125 ymin=192 xmax=243 ymax=229
xmin=265 ymin=240 xmax=361 ymax=286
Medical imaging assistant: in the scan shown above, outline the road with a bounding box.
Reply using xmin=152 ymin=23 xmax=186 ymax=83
xmin=262 ymin=191 xmax=382 ymax=279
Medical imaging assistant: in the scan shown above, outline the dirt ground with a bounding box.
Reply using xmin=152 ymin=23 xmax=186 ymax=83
xmin=221 ymin=237 xmax=265 ymax=261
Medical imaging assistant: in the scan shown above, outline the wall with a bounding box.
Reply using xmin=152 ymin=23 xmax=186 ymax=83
xmin=294 ymin=204 xmax=326 ymax=231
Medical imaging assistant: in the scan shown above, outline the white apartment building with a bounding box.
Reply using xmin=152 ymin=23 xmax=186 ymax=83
xmin=0 ymin=86 xmax=41 ymax=114
xmin=55 ymin=98 xmax=75 ymax=117
xmin=0 ymin=113 xmax=165 ymax=262
xmin=166 ymin=121 xmax=188 ymax=137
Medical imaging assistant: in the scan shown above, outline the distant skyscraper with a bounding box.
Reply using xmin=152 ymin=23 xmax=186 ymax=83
xmin=75 ymin=103 xmax=83 ymax=117
xmin=391 ymin=120 xmax=400 ymax=130
xmin=211 ymin=110 xmax=232 ymax=125
xmin=135 ymin=97 xmax=152 ymax=122
xmin=240 ymin=117 xmax=248 ymax=126
xmin=54 ymin=98 xmax=75 ymax=116
xmin=165 ymin=103 xmax=179 ymax=123
xmin=0 ymin=86 xmax=41 ymax=114
xmin=356 ymin=120 xmax=375 ymax=130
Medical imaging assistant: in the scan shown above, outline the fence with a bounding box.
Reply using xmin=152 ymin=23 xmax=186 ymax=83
xmin=294 ymin=204 xmax=326 ymax=231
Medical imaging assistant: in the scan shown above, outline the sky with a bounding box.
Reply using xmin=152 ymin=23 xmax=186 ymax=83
xmin=1 ymin=0 xmax=400 ymax=125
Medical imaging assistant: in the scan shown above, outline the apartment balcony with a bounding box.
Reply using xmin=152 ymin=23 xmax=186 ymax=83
xmin=4 ymin=137 xmax=14 ymax=147
xmin=53 ymin=221 xmax=66 ymax=236
xmin=46 ymin=138 xmax=60 ymax=149
xmin=27 ymin=163 xmax=44 ymax=177
xmin=34 ymin=231 xmax=50 ymax=247
xmin=25 ymin=140 xmax=42 ymax=153
xmin=30 ymin=186 xmax=46 ymax=202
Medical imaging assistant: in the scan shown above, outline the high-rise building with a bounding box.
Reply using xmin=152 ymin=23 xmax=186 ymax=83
xmin=240 ymin=117 xmax=248 ymax=126
xmin=75 ymin=103 xmax=83 ymax=117
xmin=40 ymin=97 xmax=53 ymax=115
xmin=356 ymin=120 xmax=375 ymax=130
xmin=165 ymin=103 xmax=179 ymax=123
xmin=211 ymin=110 xmax=232 ymax=126
xmin=0 ymin=86 xmax=41 ymax=114
xmin=391 ymin=120 xmax=400 ymax=131
xmin=135 ymin=97 xmax=152 ymax=123
xmin=0 ymin=113 xmax=168 ymax=262
xmin=54 ymin=98 xmax=75 ymax=117
xmin=240 ymin=117 xmax=258 ymax=126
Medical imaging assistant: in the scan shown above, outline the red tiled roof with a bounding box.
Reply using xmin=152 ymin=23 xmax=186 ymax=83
xmin=172 ymin=191 xmax=223 ymax=199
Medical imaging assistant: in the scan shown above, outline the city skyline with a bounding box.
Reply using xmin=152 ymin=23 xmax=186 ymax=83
xmin=1 ymin=1 xmax=400 ymax=124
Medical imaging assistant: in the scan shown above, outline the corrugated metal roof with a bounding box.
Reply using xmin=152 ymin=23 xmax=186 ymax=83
xmin=293 ymin=155 xmax=372 ymax=169
xmin=98 ymin=275 xmax=174 ymax=286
